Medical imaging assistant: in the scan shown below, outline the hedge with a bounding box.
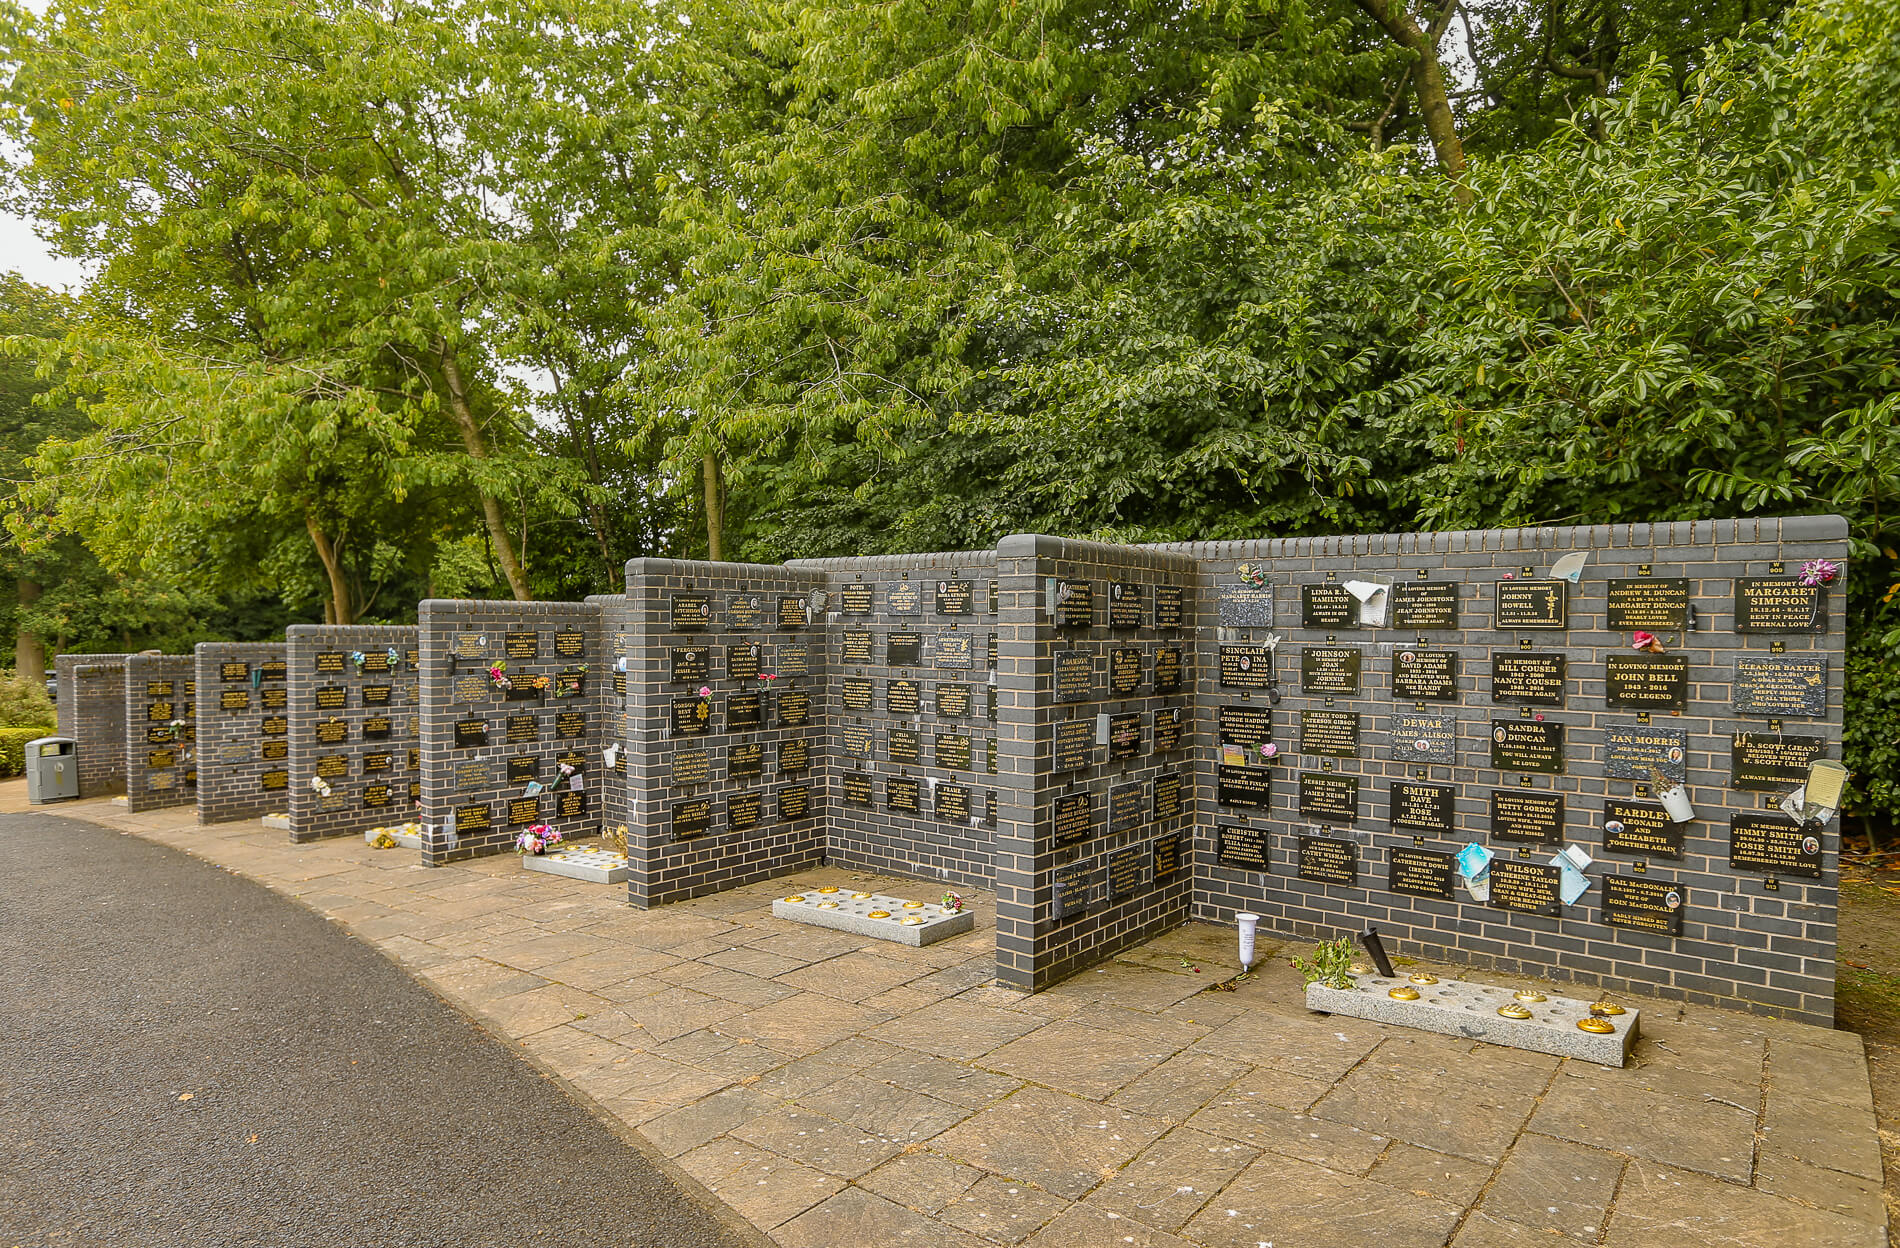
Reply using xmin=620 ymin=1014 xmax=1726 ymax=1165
xmin=0 ymin=726 xmax=56 ymax=778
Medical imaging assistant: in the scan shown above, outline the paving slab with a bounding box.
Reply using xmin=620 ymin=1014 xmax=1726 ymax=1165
xmin=1181 ymin=1151 xmax=1466 ymax=1248
xmin=929 ymin=1087 xmax=1169 ymax=1200
xmin=1475 ymin=1132 xmax=1623 ymax=1240
xmin=1605 ymin=1159 xmax=1886 ymax=1248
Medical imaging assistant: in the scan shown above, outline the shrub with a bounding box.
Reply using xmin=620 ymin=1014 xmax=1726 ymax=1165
xmin=1846 ymin=628 xmax=1900 ymax=840
xmin=0 ymin=726 xmax=55 ymax=778
xmin=0 ymin=670 xmax=55 ymax=729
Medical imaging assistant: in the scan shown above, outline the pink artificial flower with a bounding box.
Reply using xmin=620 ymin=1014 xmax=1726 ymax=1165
xmin=1631 ymin=631 xmax=1665 ymax=653
xmin=1800 ymin=558 xmax=1839 ymax=587
xmin=697 ymin=686 xmax=711 ymax=698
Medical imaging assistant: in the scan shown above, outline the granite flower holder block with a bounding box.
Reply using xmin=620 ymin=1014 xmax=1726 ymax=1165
xmin=522 ymin=845 xmax=629 ymax=884
xmin=1304 ymin=974 xmax=1639 ymax=1066
xmin=773 ymin=887 xmax=976 ymax=947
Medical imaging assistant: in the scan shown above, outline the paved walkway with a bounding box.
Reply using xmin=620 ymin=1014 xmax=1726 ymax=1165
xmin=14 ymin=789 xmax=1889 ymax=1248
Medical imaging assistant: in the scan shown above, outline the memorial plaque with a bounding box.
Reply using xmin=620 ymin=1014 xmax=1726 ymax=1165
xmin=1219 ymin=646 xmax=1273 ymax=690
xmin=1390 ymin=781 xmax=1456 ymax=834
xmin=777 ymin=739 xmax=811 ymax=775
xmin=673 ymin=796 xmax=712 ymax=839
xmin=1218 ymin=824 xmax=1270 ymax=871
xmin=1218 ymin=584 xmax=1274 ymax=628
xmin=1388 ymin=847 xmax=1456 ymax=900
xmin=261 ymin=688 xmax=287 ymax=710
xmin=937 ymin=783 xmax=972 ymax=823
xmin=1390 ymin=710 xmax=1456 ymax=765
xmin=147 ymin=748 xmax=176 ymax=770
xmin=888 ymin=728 xmax=922 ymax=765
xmin=728 ymin=693 xmax=764 ymax=730
xmin=671 ymin=647 xmax=710 ymax=684
xmin=315 ymin=685 xmax=347 ymax=711
xmin=1302 ymin=583 xmax=1357 ymax=628
xmin=557 ymin=790 xmax=586 ymax=819
xmin=1602 ymin=800 xmax=1681 ymax=858
xmin=505 ymin=631 xmax=539 ymax=661
xmin=361 ymin=651 xmax=390 ymax=675
xmin=886 ymin=633 xmax=923 ymax=667
xmin=935 ymin=733 xmax=972 ymax=771
xmin=1299 ymin=836 xmax=1358 ymax=886
xmin=508 ymin=714 xmax=539 ymax=744
xmin=1107 ymin=845 xmax=1147 ymax=900
xmin=1490 ymin=790 xmax=1564 ymax=845
xmin=935 ymin=633 xmax=973 ymax=670
xmin=670 ymin=594 xmax=711 ymax=630
xmin=553 ymin=629 xmax=586 ymax=659
xmin=1109 ymin=581 xmax=1144 ymax=629
xmin=314 ymin=653 xmax=346 ymax=675
xmin=1731 ymin=732 xmax=1827 ymax=791
xmin=1301 ymin=647 xmax=1361 ymax=696
xmin=936 ymin=579 xmax=975 ymax=616
xmin=729 ymin=791 xmax=762 ymax=831
xmin=1053 ymin=579 xmax=1094 ymax=628
xmin=1392 ymin=581 xmax=1460 ymax=630
xmin=451 ymin=761 xmax=488 ymax=792
xmin=555 ymin=710 xmax=586 ymax=740
xmin=261 ymin=740 xmax=288 ymax=761
xmin=987 ymin=633 xmax=998 ymax=670
xmin=842 ymin=677 xmax=874 ymax=711
xmin=1490 ymin=720 xmax=1565 ymax=773
xmin=778 ymin=689 xmax=811 ymax=726
xmin=1055 ymin=651 xmax=1092 ymax=703
xmin=886 ymin=580 xmax=922 ymax=616
xmin=727 ymin=741 xmax=764 ymax=779
xmin=844 ymin=772 xmax=874 ymax=806
xmin=361 ymin=685 xmax=392 ymax=706
xmin=1153 ymin=706 xmax=1185 ymax=754
xmin=841 ymin=629 xmax=874 ymax=665
xmin=987 ymin=736 xmax=998 ymax=775
xmin=453 ymin=673 xmax=490 ymax=704
xmin=1602 ymin=874 xmax=1686 ymax=935
xmin=261 ymin=715 xmax=288 ymax=737
xmin=1109 ymin=782 xmax=1146 ymax=836
xmin=887 ymin=679 xmax=921 ymax=715
xmin=1152 ymin=647 xmax=1184 ymax=695
xmin=1494 ymin=581 xmax=1567 ymax=629
xmin=1154 ymin=833 xmax=1185 ymax=877
xmin=988 ymin=684 xmax=998 ymax=722
xmin=220 ymin=689 xmax=250 ymax=712
xmin=1735 ymin=578 xmax=1825 ymax=633
xmin=727 ymin=594 xmax=765 ymax=629
xmin=888 ymin=776 xmax=921 ymax=813
xmin=1299 ymin=772 xmax=1359 ymax=823
xmin=507 ymin=756 xmax=539 ymax=783
xmin=220 ymin=661 xmax=249 ymax=683
xmin=1218 ymin=704 xmax=1274 ymax=753
xmin=1051 ymin=859 xmax=1094 ymax=921
xmin=728 ymin=643 xmax=761 ymax=681
xmin=935 ymin=683 xmax=972 ymax=718
xmin=1491 ymin=653 xmax=1566 ymax=705
xmin=453 ymin=718 xmax=488 ymax=748
xmin=357 ymin=750 xmax=389 ymax=775
xmin=261 ymin=660 xmax=287 ymax=682
xmin=1053 ymin=792 xmax=1094 ymax=846
xmin=363 ymin=715 xmax=392 ymax=741
xmin=1154 ymin=586 xmax=1185 ymax=629
xmin=1489 ymin=860 xmax=1563 ymax=916
xmin=1605 ymin=578 xmax=1691 ymax=630
xmin=841 ymin=721 xmax=873 ymax=758
xmin=1153 ymin=772 xmax=1183 ymax=822
xmin=1109 ymin=648 xmax=1143 ymax=695
xmin=218 ymin=744 xmax=250 ymax=765
xmin=1392 ymin=649 xmax=1458 ymax=701
xmin=672 ymin=750 xmax=710 ymax=786
xmin=316 ymin=718 xmax=348 ymax=745
xmin=453 ymin=802 xmax=493 ymax=835
xmin=670 ymin=697 xmax=711 ymax=737
xmin=1604 ymin=721 xmax=1688 ymax=783
xmin=777 ymin=784 xmax=811 ymax=822
xmin=776 ymin=595 xmax=807 ymax=629
xmin=1054 ymin=719 xmax=1092 ymax=772
xmin=452 ymin=634 xmax=486 ymax=661
xmin=508 ymin=797 xmax=542 ymax=827
xmin=613 ymin=672 xmax=627 ymax=696
xmin=501 ymin=679 xmax=542 ymax=702
xmin=840 ymin=583 xmax=874 ymax=616
xmin=1299 ymin=710 xmax=1360 ymax=758
xmin=1604 ymin=653 xmax=1689 ymax=710
xmin=1734 ymin=655 xmax=1828 ymax=718
xmin=260 ymin=769 xmax=289 ymax=791
xmin=1107 ymin=712 xmax=1142 ymax=760
xmin=552 ymin=668 xmax=586 ymax=699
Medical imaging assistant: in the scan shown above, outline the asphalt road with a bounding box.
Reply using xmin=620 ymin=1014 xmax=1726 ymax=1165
xmin=0 ymin=812 xmax=757 ymax=1248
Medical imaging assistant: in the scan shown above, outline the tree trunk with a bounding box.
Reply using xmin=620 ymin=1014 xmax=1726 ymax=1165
xmin=307 ymin=513 xmax=356 ymax=625
xmin=703 ymin=451 xmax=725 ymax=562
xmin=1355 ymin=0 xmax=1470 ymax=202
xmin=15 ymin=577 xmax=44 ymax=684
xmin=437 ymin=342 xmax=533 ymax=600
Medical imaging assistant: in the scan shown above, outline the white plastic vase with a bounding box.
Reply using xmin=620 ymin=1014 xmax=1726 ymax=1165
xmin=1658 ymin=783 xmax=1695 ymax=822
xmin=1236 ymin=912 xmax=1260 ymax=971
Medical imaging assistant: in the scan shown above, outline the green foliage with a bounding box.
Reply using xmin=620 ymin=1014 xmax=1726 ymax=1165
xmin=1292 ymin=937 xmax=1361 ymax=990
xmin=0 ymin=725 xmax=52 ymax=776
xmin=0 ymin=669 xmax=53 ymax=727
xmin=1845 ymin=629 xmax=1900 ymax=826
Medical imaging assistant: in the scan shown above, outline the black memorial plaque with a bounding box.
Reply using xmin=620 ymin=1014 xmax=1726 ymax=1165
xmin=1219 ymin=646 xmax=1273 ymax=690
xmin=672 ymin=647 xmax=710 ymax=684
xmin=728 ymin=741 xmax=763 ymax=779
xmin=673 ymin=797 xmax=712 ymax=839
xmin=361 ymin=651 xmax=391 ymax=675
xmin=1734 ymin=578 xmax=1826 ymax=633
xmin=1605 ymin=578 xmax=1691 ymax=630
xmin=1392 ymin=649 xmax=1458 ymax=701
xmin=220 ymin=689 xmax=249 ymax=712
xmin=729 ymin=644 xmax=761 ymax=681
xmin=1489 ymin=860 xmax=1563 ymax=916
xmin=1051 ymin=859 xmax=1094 ymax=921
xmin=776 ymin=643 xmax=810 ymax=677
xmin=844 ymin=772 xmax=873 ymax=806
xmin=1389 ymin=847 xmax=1456 ymax=900
xmin=672 ymin=750 xmax=711 ymax=786
xmin=260 ymin=769 xmax=289 ymax=791
xmin=144 ymin=748 xmax=175 ymax=770
xmin=452 ymin=634 xmax=485 ymax=661
xmin=555 ymin=711 xmax=586 ymax=740
xmin=1602 ymin=800 xmax=1681 ymax=858
xmin=1493 ymin=581 xmax=1567 ymax=629
xmin=220 ymin=661 xmax=249 ymax=683
xmin=1730 ymin=813 xmax=1823 ymax=877
xmin=987 ymin=633 xmax=997 ymax=670
xmin=1154 ymin=586 xmax=1185 ymax=629
xmin=556 ymin=791 xmax=586 ymax=819
xmin=1490 ymin=720 xmax=1565 ymax=773
xmin=1602 ymin=874 xmax=1686 ymax=935
xmin=1491 ymin=653 xmax=1567 ymax=705
xmin=1604 ymin=653 xmax=1689 ymax=710
xmin=886 ymin=580 xmax=922 ymax=616
xmin=261 ymin=741 xmax=288 ymax=761
xmin=729 ymin=792 xmax=762 ymax=832
xmin=888 ymin=728 xmax=922 ymax=765
xmin=1218 ymin=765 xmax=1270 ymax=809
xmin=670 ymin=594 xmax=711 ymax=630
xmin=363 ymin=784 xmax=394 ymax=810
xmin=842 ymin=677 xmax=874 ymax=711
xmin=1153 ymin=833 xmax=1185 ymax=878
xmin=361 ymin=685 xmax=392 ymax=706
xmin=1054 ymin=719 xmax=1092 ymax=773
xmin=507 ymin=714 xmax=538 ymax=744
xmin=778 ymin=738 xmax=810 ymax=774
xmin=261 ymin=688 xmax=287 ymax=710
xmin=887 ymin=679 xmax=921 ymax=715
xmin=1490 ymin=790 xmax=1564 ymax=845
xmin=1217 ymin=824 xmax=1270 ymax=871
xmin=1218 ymin=584 xmax=1275 ymax=628
xmin=1299 ymin=836 xmax=1357 ymax=886
xmin=505 ymin=631 xmax=539 ymax=661
xmin=841 ymin=630 xmax=874 ymax=665
xmin=1110 ymin=648 xmax=1143 ymax=695
xmin=1110 ymin=581 xmax=1144 ymax=629
xmin=260 ymin=715 xmax=288 ymax=737
xmin=1731 ymin=732 xmax=1827 ymax=791
xmin=1218 ymin=705 xmax=1274 ymax=753
xmin=1107 ymin=712 xmax=1142 ymax=760
xmin=841 ymin=721 xmax=873 ymax=758
xmin=935 ymin=733 xmax=973 ymax=771
xmin=260 ymin=660 xmax=287 ymax=682
xmin=361 ymin=715 xmax=391 ymax=741
xmin=1392 ymin=581 xmax=1460 ymax=630
xmin=937 ymin=783 xmax=971 ymax=823
xmin=1110 ymin=782 xmax=1146 ymax=836
xmin=315 ymin=719 xmax=348 ymax=745
xmin=839 ymin=583 xmax=874 ymax=617
xmin=936 ymin=579 xmax=975 ymax=616
xmin=1302 ymin=583 xmax=1357 ymax=628
xmin=1604 ymin=722 xmax=1687 ymax=783
xmin=670 ymin=697 xmax=711 ymax=737
xmin=1153 ymin=706 xmax=1185 ymax=754
xmin=934 ymin=633 xmax=973 ymax=670
xmin=1301 ymin=647 xmax=1361 ymax=696
xmin=1390 ymin=781 xmax=1456 ymax=834
xmin=1391 ymin=710 xmax=1456 ymax=766
xmin=1733 ymin=656 xmax=1828 ymax=718
xmin=887 ymin=633 xmax=923 ymax=668
xmin=1053 ymin=579 xmax=1094 ymax=628
xmin=315 ymin=685 xmax=347 ymax=711
xmin=1053 ymin=791 xmax=1094 ymax=846
xmin=1153 ymin=772 xmax=1183 ymax=822
xmin=313 ymin=653 xmax=345 ymax=675
xmin=776 ymin=595 xmax=807 ymax=629
xmin=1299 ymin=710 xmax=1360 ymax=758
xmin=935 ymin=683 xmax=972 ymax=718
xmin=1153 ymin=647 xmax=1184 ymax=694
xmin=1055 ymin=651 xmax=1092 ymax=703
xmin=1107 ymin=845 xmax=1147 ymax=900
xmin=508 ymin=797 xmax=542 ymax=827
xmin=506 ymin=755 xmax=538 ymax=784
xmin=455 ymin=802 xmax=493 ymax=835
xmin=554 ymin=630 xmax=586 ymax=658
xmin=1299 ymin=772 xmax=1359 ymax=824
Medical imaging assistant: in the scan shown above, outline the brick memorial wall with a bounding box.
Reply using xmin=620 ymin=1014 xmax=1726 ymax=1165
xmin=194 ymin=642 xmax=289 ymax=824
xmin=417 ymin=601 xmax=606 ymax=865
xmin=586 ymin=594 xmax=633 ymax=842
xmin=55 ymin=653 xmax=130 ymax=797
xmin=124 ymin=654 xmax=195 ymax=813
xmin=285 ymin=625 xmax=419 ymax=842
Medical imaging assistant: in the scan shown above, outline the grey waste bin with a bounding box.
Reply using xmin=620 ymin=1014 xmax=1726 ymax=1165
xmin=25 ymin=736 xmax=78 ymax=803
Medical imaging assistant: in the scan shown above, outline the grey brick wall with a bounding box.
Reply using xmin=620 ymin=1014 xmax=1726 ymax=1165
xmin=194 ymin=642 xmax=289 ymax=824
xmin=123 ymin=655 xmax=196 ymax=813
xmin=285 ymin=625 xmax=419 ymax=842
xmin=56 ymin=653 xmax=129 ymax=797
xmin=417 ymin=601 xmax=605 ymax=865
